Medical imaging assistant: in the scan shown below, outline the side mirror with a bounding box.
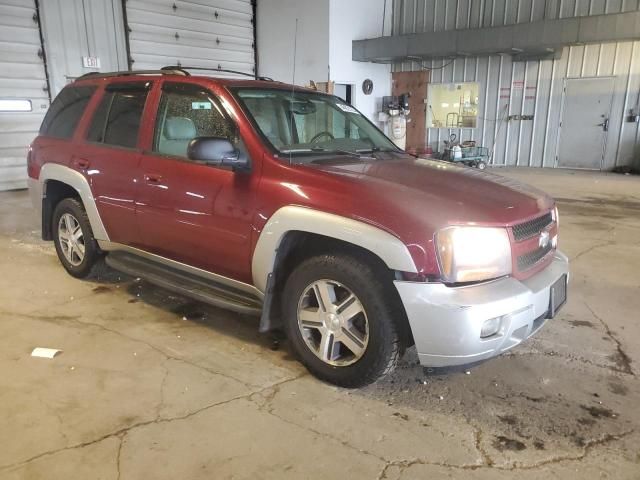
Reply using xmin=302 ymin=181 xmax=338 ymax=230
xmin=187 ymin=137 xmax=249 ymax=170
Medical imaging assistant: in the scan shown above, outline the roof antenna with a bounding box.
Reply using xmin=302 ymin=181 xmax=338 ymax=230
xmin=289 ymin=18 xmax=298 ymax=166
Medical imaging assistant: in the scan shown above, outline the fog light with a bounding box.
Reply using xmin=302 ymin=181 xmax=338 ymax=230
xmin=480 ymin=316 xmax=502 ymax=338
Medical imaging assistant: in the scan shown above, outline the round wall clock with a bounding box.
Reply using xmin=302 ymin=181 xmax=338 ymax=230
xmin=362 ymin=78 xmax=373 ymax=95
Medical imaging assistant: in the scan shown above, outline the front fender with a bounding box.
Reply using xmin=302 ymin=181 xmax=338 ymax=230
xmin=251 ymin=205 xmax=417 ymax=292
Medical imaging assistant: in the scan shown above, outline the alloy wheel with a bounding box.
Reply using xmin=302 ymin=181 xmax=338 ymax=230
xmin=58 ymin=213 xmax=85 ymax=266
xmin=297 ymin=279 xmax=369 ymax=366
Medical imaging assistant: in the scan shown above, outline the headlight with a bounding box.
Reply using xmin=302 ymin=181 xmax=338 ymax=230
xmin=435 ymin=226 xmax=512 ymax=283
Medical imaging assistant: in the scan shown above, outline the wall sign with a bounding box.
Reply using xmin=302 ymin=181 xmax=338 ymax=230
xmin=82 ymin=56 xmax=101 ymax=68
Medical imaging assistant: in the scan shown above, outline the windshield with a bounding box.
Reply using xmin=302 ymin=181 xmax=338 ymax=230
xmin=232 ymin=88 xmax=399 ymax=160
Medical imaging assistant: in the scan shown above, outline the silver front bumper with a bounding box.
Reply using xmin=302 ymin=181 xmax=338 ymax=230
xmin=394 ymin=251 xmax=569 ymax=367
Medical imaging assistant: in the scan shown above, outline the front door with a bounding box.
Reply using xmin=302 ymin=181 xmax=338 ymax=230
xmin=557 ymin=77 xmax=614 ymax=169
xmin=135 ymin=82 xmax=257 ymax=284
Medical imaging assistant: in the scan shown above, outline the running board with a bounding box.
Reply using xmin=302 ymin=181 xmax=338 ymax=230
xmin=105 ymin=251 xmax=263 ymax=316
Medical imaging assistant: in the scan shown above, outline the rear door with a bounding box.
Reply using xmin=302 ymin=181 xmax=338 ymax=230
xmin=74 ymin=81 xmax=151 ymax=245
xmin=136 ymin=81 xmax=258 ymax=283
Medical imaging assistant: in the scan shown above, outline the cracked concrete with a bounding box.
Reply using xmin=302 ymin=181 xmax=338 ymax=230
xmin=0 ymin=168 xmax=639 ymax=479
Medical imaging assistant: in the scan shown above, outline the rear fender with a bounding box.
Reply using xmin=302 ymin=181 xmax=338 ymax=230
xmin=36 ymin=163 xmax=109 ymax=241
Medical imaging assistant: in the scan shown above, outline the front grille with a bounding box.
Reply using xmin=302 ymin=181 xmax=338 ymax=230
xmin=512 ymin=212 xmax=553 ymax=242
xmin=517 ymin=243 xmax=553 ymax=271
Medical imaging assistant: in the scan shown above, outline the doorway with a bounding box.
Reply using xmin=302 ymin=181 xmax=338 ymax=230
xmin=557 ymin=77 xmax=614 ymax=170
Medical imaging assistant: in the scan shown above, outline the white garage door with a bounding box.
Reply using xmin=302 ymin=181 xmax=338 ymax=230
xmin=0 ymin=0 xmax=50 ymax=191
xmin=125 ymin=0 xmax=255 ymax=77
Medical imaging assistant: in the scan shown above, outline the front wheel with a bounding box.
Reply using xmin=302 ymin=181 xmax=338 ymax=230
xmin=282 ymin=253 xmax=403 ymax=387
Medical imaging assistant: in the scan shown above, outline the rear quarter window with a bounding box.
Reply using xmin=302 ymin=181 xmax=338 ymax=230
xmin=40 ymin=85 xmax=96 ymax=139
xmin=86 ymin=83 xmax=149 ymax=149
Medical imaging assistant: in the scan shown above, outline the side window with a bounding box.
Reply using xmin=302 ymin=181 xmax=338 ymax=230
xmin=153 ymin=83 xmax=234 ymax=158
xmin=40 ymin=85 xmax=96 ymax=139
xmin=86 ymin=91 xmax=113 ymax=142
xmin=86 ymin=84 xmax=149 ymax=148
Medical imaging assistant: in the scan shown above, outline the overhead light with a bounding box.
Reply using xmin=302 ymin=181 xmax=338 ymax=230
xmin=441 ymin=102 xmax=449 ymax=108
xmin=0 ymin=99 xmax=32 ymax=112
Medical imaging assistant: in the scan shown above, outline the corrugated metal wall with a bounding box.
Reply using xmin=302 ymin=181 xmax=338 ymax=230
xmin=39 ymin=0 xmax=127 ymax=96
xmin=393 ymin=0 xmax=640 ymax=33
xmin=0 ymin=0 xmax=49 ymax=191
xmin=124 ymin=0 xmax=255 ymax=77
xmin=393 ymin=0 xmax=640 ymax=168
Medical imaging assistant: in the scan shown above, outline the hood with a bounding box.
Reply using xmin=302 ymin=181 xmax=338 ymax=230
xmin=307 ymin=156 xmax=554 ymax=228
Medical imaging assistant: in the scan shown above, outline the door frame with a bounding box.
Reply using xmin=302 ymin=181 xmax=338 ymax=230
xmin=554 ymin=76 xmax=615 ymax=170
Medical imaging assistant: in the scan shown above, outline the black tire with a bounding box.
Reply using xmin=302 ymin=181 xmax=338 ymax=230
xmin=476 ymin=160 xmax=487 ymax=170
xmin=52 ymin=198 xmax=104 ymax=279
xmin=282 ymin=252 xmax=403 ymax=388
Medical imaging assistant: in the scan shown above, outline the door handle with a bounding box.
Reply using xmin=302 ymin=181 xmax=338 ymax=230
xmin=73 ymin=158 xmax=90 ymax=170
xmin=144 ymin=173 xmax=162 ymax=184
xmin=597 ymin=118 xmax=609 ymax=131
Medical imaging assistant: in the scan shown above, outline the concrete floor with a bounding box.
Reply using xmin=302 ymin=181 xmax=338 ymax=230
xmin=0 ymin=168 xmax=639 ymax=479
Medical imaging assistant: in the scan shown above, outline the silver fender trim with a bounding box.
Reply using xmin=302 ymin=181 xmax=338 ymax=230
xmin=38 ymin=163 xmax=110 ymax=241
xmin=251 ymin=206 xmax=417 ymax=292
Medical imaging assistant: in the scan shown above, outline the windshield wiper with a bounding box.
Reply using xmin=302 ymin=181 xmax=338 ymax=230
xmin=280 ymin=147 xmax=375 ymax=159
xmin=311 ymin=147 xmax=380 ymax=160
xmin=310 ymin=147 xmax=362 ymax=159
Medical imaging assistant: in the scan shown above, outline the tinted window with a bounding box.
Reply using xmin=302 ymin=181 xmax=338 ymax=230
xmin=153 ymin=83 xmax=233 ymax=158
xmin=40 ymin=86 xmax=96 ymax=139
xmin=86 ymin=91 xmax=113 ymax=143
xmin=86 ymin=85 xmax=148 ymax=148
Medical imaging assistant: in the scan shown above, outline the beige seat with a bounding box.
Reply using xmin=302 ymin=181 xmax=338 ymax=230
xmin=158 ymin=117 xmax=197 ymax=157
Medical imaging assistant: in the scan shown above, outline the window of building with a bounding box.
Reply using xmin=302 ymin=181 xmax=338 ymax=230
xmin=86 ymin=84 xmax=149 ymax=148
xmin=0 ymin=99 xmax=32 ymax=112
xmin=427 ymin=82 xmax=479 ymax=128
xmin=153 ymin=83 xmax=233 ymax=158
xmin=40 ymin=86 xmax=96 ymax=139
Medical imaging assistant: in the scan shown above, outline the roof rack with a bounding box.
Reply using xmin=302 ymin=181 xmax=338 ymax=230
xmin=161 ymin=65 xmax=274 ymax=82
xmin=77 ymin=69 xmax=190 ymax=80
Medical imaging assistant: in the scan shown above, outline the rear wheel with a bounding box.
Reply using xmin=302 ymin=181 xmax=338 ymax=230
xmin=283 ymin=253 xmax=402 ymax=387
xmin=52 ymin=198 xmax=104 ymax=278
xmin=476 ymin=160 xmax=487 ymax=170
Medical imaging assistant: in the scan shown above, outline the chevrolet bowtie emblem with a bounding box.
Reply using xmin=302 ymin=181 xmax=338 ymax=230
xmin=539 ymin=230 xmax=550 ymax=248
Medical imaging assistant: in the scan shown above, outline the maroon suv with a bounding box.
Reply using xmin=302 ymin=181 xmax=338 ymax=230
xmin=28 ymin=67 xmax=569 ymax=387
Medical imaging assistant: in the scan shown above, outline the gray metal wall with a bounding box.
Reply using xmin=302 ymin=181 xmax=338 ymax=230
xmin=393 ymin=0 xmax=640 ymax=33
xmin=39 ymin=0 xmax=128 ymax=96
xmin=124 ymin=0 xmax=255 ymax=77
xmin=0 ymin=0 xmax=49 ymax=191
xmin=393 ymin=0 xmax=640 ymax=168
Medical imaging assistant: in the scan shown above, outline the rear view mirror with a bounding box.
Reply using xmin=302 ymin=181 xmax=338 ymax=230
xmin=288 ymin=100 xmax=316 ymax=115
xmin=187 ymin=137 xmax=249 ymax=171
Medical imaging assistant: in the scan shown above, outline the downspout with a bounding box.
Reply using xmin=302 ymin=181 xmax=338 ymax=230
xmin=121 ymin=0 xmax=133 ymax=70
xmin=34 ymin=0 xmax=52 ymax=102
xmin=252 ymin=0 xmax=258 ymax=79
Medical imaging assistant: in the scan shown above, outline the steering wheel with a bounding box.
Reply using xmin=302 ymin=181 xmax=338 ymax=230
xmin=310 ymin=131 xmax=335 ymax=143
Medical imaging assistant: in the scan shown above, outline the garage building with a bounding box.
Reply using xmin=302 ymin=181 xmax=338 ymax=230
xmin=0 ymin=2 xmax=640 ymax=479
xmin=2 ymin=0 xmax=640 ymax=191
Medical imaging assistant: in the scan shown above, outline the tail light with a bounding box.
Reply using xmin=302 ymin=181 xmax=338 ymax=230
xmin=27 ymin=145 xmax=37 ymax=178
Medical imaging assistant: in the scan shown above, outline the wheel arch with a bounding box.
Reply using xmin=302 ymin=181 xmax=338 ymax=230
xmin=251 ymin=206 xmax=417 ymax=293
xmin=38 ymin=164 xmax=109 ymax=241
xmin=254 ymin=207 xmax=416 ymax=346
